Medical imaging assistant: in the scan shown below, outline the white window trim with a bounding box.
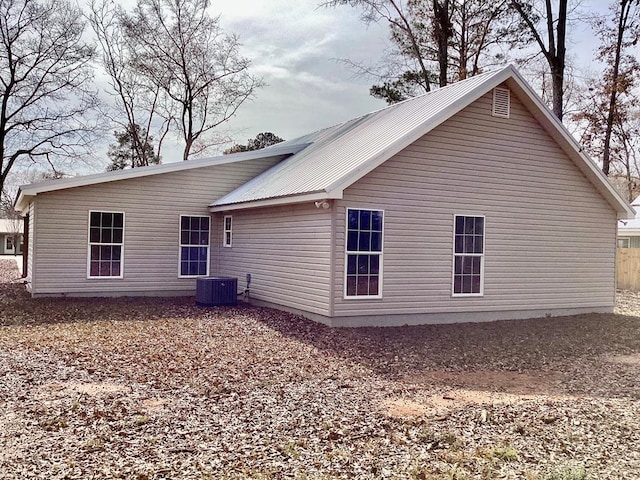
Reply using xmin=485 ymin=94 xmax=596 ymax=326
xmin=618 ymin=237 xmax=630 ymax=248
xmin=178 ymin=214 xmax=211 ymax=278
xmin=344 ymin=207 xmax=384 ymax=300
xmin=86 ymin=210 xmax=125 ymax=280
xmin=451 ymin=214 xmax=485 ymax=298
xmin=223 ymin=215 xmax=232 ymax=247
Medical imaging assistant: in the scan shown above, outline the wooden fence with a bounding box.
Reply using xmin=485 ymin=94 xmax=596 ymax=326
xmin=617 ymin=248 xmax=640 ymax=290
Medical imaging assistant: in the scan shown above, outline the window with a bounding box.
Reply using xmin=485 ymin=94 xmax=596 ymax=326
xmin=453 ymin=215 xmax=484 ymax=296
xmin=618 ymin=237 xmax=630 ymax=248
xmin=345 ymin=208 xmax=383 ymax=298
xmin=223 ymin=215 xmax=232 ymax=247
xmin=179 ymin=215 xmax=210 ymax=277
xmin=88 ymin=211 xmax=124 ymax=278
xmin=5 ymin=236 xmax=13 ymax=251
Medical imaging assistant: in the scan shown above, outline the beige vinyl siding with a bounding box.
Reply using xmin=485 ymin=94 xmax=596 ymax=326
xmin=32 ymin=158 xmax=280 ymax=295
xmin=26 ymin=201 xmax=35 ymax=288
xmin=333 ymin=87 xmax=617 ymax=317
xmin=217 ymin=203 xmax=333 ymax=316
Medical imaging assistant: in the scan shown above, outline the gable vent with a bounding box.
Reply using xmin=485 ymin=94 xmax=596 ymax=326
xmin=492 ymin=87 xmax=510 ymax=118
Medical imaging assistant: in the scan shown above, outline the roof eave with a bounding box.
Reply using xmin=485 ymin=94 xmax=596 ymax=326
xmin=14 ymin=143 xmax=311 ymax=207
xmin=209 ymin=190 xmax=343 ymax=212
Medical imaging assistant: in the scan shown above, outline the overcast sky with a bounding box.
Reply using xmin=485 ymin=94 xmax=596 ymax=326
xmin=90 ymin=0 xmax=610 ymax=168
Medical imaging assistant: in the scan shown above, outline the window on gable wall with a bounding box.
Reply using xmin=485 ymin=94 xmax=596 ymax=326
xmin=88 ymin=211 xmax=124 ymax=278
xmin=345 ymin=208 xmax=383 ymax=298
xmin=179 ymin=215 xmax=210 ymax=277
xmin=453 ymin=215 xmax=485 ymax=296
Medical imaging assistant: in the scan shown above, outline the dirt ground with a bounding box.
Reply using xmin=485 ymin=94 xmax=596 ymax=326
xmin=1 ymin=259 xmax=640 ymax=479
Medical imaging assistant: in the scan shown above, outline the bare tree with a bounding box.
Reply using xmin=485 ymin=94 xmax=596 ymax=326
xmin=88 ymin=0 xmax=171 ymax=163
xmin=325 ymin=0 xmax=519 ymax=103
xmin=508 ymin=0 xmax=568 ymax=120
xmin=123 ymin=0 xmax=262 ymax=160
xmin=599 ymin=0 xmax=639 ymax=175
xmin=0 ymin=0 xmax=98 ymax=196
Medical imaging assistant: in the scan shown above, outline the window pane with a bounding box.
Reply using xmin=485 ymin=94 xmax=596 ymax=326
xmin=453 ymin=275 xmax=462 ymax=294
xmin=455 ymin=216 xmax=464 ymax=234
xmin=369 ymin=276 xmax=379 ymax=296
xmin=190 ymin=217 xmax=199 ymax=230
xmin=112 ymin=262 xmax=121 ymax=277
xmin=113 ymin=214 xmax=123 ymax=228
xmin=101 ymin=245 xmax=112 ymax=260
xmin=348 ymin=210 xmax=358 ymax=230
xmin=90 ymin=228 xmax=100 ymax=243
xmin=359 ymin=232 xmax=370 ymax=252
xmin=471 ymin=275 xmax=481 ymax=293
xmin=346 ymin=276 xmax=357 ymax=296
xmin=181 ymin=261 xmax=189 ymax=276
xmin=190 ymin=231 xmax=199 ymax=245
xmin=347 ymin=255 xmax=356 ymax=275
xmin=372 ymin=211 xmax=383 ymax=232
xmin=100 ymin=229 xmax=111 ymax=244
xmin=360 ymin=210 xmax=371 ymax=230
xmin=475 ymin=217 xmax=484 ymax=235
xmin=474 ymin=235 xmax=483 ymax=254
xmin=102 ymin=213 xmax=113 ymax=228
xmin=454 ymin=255 xmax=462 ymax=275
xmin=90 ymin=212 xmax=101 ymax=228
xmin=371 ymin=232 xmax=382 ymax=252
xmin=198 ymin=247 xmax=208 ymax=261
xmin=462 ymin=276 xmax=472 ymax=293
xmin=113 ymin=228 xmax=123 ymax=244
xmin=462 ymin=256 xmax=472 ymax=274
xmin=370 ymin=255 xmax=379 ymax=274
xmin=90 ymin=245 xmax=100 ymax=261
xmin=464 ymin=236 xmax=474 ymax=254
xmin=357 ymin=254 xmax=369 ymax=274
xmin=90 ymin=261 xmax=99 ymax=276
xmin=347 ymin=231 xmax=358 ymax=251
xmin=357 ymin=276 xmax=369 ymax=295
xmin=225 ymin=232 xmax=231 ymax=245
xmin=181 ymin=231 xmax=189 ymax=245
xmin=181 ymin=217 xmax=190 ymax=230
xmin=472 ymin=256 xmax=481 ymax=275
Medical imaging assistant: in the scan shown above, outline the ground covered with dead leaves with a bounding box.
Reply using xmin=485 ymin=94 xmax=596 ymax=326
xmin=1 ymin=260 xmax=640 ymax=479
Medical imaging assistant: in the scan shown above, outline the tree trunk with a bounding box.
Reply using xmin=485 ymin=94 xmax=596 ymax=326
xmin=602 ymin=0 xmax=633 ymax=176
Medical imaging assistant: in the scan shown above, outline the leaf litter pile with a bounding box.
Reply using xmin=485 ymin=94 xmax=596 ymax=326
xmin=1 ymin=259 xmax=640 ymax=479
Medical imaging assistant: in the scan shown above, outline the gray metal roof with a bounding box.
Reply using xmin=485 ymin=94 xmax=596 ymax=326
xmin=211 ymin=68 xmax=510 ymax=207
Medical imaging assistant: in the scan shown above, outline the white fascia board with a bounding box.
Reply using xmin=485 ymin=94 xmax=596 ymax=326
xmin=323 ymin=67 xmax=514 ymax=195
xmin=504 ymin=71 xmax=635 ymax=220
xmin=209 ymin=191 xmax=343 ymax=212
xmin=14 ymin=143 xmax=310 ymax=212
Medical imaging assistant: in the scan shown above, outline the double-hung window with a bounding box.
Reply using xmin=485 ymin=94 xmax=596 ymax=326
xmin=345 ymin=208 xmax=383 ymax=298
xmin=179 ymin=215 xmax=210 ymax=277
xmin=223 ymin=215 xmax=232 ymax=247
xmin=88 ymin=211 xmax=124 ymax=278
xmin=452 ymin=215 xmax=485 ymax=296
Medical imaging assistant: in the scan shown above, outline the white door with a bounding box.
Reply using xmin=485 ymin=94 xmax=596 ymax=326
xmin=5 ymin=235 xmax=15 ymax=254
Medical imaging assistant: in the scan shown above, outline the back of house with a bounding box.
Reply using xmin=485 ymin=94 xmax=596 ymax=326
xmin=16 ymin=65 xmax=633 ymax=327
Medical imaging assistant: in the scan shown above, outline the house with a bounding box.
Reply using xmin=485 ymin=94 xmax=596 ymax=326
xmin=0 ymin=218 xmax=24 ymax=255
xmin=617 ymin=195 xmax=640 ymax=248
xmin=15 ymin=65 xmax=634 ymax=327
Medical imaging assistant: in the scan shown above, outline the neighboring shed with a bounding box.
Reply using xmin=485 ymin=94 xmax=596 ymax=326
xmin=15 ymin=65 xmax=634 ymax=327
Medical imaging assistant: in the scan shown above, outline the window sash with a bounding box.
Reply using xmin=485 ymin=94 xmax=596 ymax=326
xmin=452 ymin=215 xmax=485 ymax=296
xmin=87 ymin=211 xmax=124 ymax=279
xmin=344 ymin=208 xmax=384 ymax=299
xmin=179 ymin=215 xmax=210 ymax=277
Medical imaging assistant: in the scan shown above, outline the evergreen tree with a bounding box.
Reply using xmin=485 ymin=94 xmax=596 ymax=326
xmin=107 ymin=124 xmax=160 ymax=171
